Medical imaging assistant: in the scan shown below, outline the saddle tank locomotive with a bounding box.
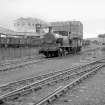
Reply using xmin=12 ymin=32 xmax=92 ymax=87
xmin=39 ymin=21 xmax=83 ymax=57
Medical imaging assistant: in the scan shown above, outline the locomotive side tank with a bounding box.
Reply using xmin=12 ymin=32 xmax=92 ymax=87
xmin=39 ymin=21 xmax=83 ymax=57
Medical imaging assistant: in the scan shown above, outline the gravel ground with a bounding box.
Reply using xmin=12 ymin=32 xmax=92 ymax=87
xmin=0 ymin=53 xmax=85 ymax=85
xmin=0 ymin=44 xmax=104 ymax=83
xmin=0 ymin=48 xmax=104 ymax=85
xmin=0 ymin=44 xmax=100 ymax=66
xmin=12 ymin=70 xmax=84 ymax=105
xmin=53 ymin=66 xmax=105 ymax=105
xmin=0 ymin=47 xmax=39 ymax=61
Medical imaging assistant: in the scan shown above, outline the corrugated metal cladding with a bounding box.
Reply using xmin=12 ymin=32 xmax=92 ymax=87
xmin=50 ymin=21 xmax=83 ymax=39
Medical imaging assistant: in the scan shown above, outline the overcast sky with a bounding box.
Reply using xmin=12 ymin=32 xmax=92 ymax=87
xmin=0 ymin=0 xmax=105 ymax=38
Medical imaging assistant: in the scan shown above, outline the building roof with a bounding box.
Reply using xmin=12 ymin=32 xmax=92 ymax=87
xmin=50 ymin=21 xmax=82 ymax=26
xmin=0 ymin=26 xmax=41 ymax=37
xmin=14 ymin=17 xmax=50 ymax=28
xmin=0 ymin=27 xmax=15 ymax=35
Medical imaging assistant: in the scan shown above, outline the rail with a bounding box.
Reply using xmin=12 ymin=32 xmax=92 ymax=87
xmin=0 ymin=61 xmax=104 ymax=103
xmin=36 ymin=64 xmax=104 ymax=105
xmin=0 ymin=57 xmax=104 ymax=99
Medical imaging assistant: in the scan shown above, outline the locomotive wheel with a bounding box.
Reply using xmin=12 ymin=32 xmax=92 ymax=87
xmin=52 ymin=52 xmax=56 ymax=57
xmin=50 ymin=53 xmax=54 ymax=57
xmin=47 ymin=52 xmax=52 ymax=58
xmin=54 ymin=51 xmax=59 ymax=57
xmin=45 ymin=52 xmax=57 ymax=58
xmin=58 ymin=50 xmax=62 ymax=56
xmin=58 ymin=48 xmax=63 ymax=56
xmin=44 ymin=52 xmax=49 ymax=58
xmin=63 ymin=49 xmax=68 ymax=56
xmin=56 ymin=51 xmax=59 ymax=57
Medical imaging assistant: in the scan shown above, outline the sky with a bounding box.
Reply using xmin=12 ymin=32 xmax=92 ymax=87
xmin=0 ymin=0 xmax=105 ymax=38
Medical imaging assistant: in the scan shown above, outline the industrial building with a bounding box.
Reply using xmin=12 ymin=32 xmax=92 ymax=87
xmin=14 ymin=17 xmax=49 ymax=33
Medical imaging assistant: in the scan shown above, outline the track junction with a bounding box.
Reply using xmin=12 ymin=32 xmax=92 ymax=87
xmin=0 ymin=56 xmax=105 ymax=105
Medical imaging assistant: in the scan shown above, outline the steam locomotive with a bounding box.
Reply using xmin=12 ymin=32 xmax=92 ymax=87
xmin=39 ymin=21 xmax=83 ymax=57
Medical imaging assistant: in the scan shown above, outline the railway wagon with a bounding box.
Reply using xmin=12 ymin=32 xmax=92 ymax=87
xmin=39 ymin=21 xmax=83 ymax=57
xmin=26 ymin=36 xmax=41 ymax=47
xmin=0 ymin=34 xmax=41 ymax=47
xmin=6 ymin=36 xmax=21 ymax=47
xmin=0 ymin=37 xmax=7 ymax=47
xmin=0 ymin=35 xmax=26 ymax=47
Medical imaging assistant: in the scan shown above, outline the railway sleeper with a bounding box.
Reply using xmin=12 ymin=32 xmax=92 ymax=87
xmin=49 ymin=81 xmax=57 ymax=86
xmin=35 ymin=76 xmax=42 ymax=80
xmin=23 ymin=86 xmax=31 ymax=90
xmin=67 ymin=85 xmax=72 ymax=90
xmin=63 ymin=88 xmax=69 ymax=94
xmin=42 ymin=101 xmax=49 ymax=105
xmin=0 ymin=87 xmax=11 ymax=92
xmin=42 ymin=73 xmax=54 ymax=78
xmin=17 ymin=80 xmax=27 ymax=85
xmin=5 ymin=89 xmax=33 ymax=102
xmin=58 ymin=90 xmax=65 ymax=97
xmin=63 ymin=77 xmax=70 ymax=81
xmin=47 ymin=97 xmax=56 ymax=104
xmin=34 ymin=86 xmax=42 ymax=91
xmin=31 ymin=83 xmax=40 ymax=88
xmin=72 ymin=81 xmax=79 ymax=87
xmin=76 ymin=78 xmax=82 ymax=84
xmin=46 ymin=83 xmax=52 ymax=86
xmin=48 ymin=80 xmax=58 ymax=85
xmin=66 ymin=76 xmax=71 ymax=80
xmin=27 ymin=79 xmax=34 ymax=83
xmin=20 ymin=89 xmax=33 ymax=96
xmin=55 ymin=91 xmax=64 ymax=98
xmin=32 ymin=85 xmax=42 ymax=90
xmin=4 ymin=88 xmax=16 ymax=93
xmin=10 ymin=83 xmax=22 ymax=88
xmin=3 ymin=93 xmax=21 ymax=102
xmin=46 ymin=80 xmax=58 ymax=86
xmin=1 ymin=87 xmax=18 ymax=95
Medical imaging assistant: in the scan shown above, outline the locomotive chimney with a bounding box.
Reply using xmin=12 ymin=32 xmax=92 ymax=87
xmin=48 ymin=26 xmax=52 ymax=33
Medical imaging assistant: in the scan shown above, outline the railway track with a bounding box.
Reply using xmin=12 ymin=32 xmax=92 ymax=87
xmin=0 ymin=56 xmax=39 ymax=67
xmin=0 ymin=46 xmax=101 ymax=73
xmin=36 ymin=64 xmax=104 ymax=105
xmin=0 ymin=56 xmax=104 ymax=95
xmin=0 ymin=57 xmax=48 ymax=72
xmin=0 ymin=57 xmax=104 ymax=104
